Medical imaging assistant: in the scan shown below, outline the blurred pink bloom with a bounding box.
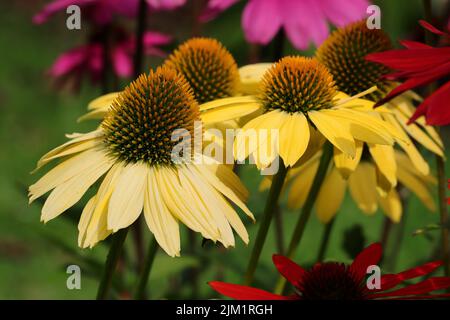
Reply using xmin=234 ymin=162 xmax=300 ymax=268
xmin=147 ymin=0 xmax=186 ymax=10
xmin=48 ymin=31 xmax=171 ymax=89
xmin=200 ymin=0 xmax=239 ymax=22
xmin=33 ymin=0 xmax=139 ymax=25
xmin=33 ymin=0 xmax=187 ymax=25
xmin=201 ymin=0 xmax=370 ymax=50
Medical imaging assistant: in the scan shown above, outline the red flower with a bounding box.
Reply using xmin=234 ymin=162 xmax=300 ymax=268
xmin=366 ymin=20 xmax=450 ymax=126
xmin=209 ymin=243 xmax=450 ymax=300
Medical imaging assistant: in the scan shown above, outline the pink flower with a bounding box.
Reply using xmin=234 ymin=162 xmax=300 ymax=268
xmin=33 ymin=0 xmax=187 ymax=25
xmin=201 ymin=0 xmax=370 ymax=50
xmin=47 ymin=31 xmax=171 ymax=90
xmin=33 ymin=0 xmax=139 ymax=25
xmin=200 ymin=0 xmax=239 ymax=22
xmin=147 ymin=0 xmax=186 ymax=10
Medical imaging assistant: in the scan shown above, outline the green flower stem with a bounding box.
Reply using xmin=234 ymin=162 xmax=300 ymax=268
xmin=134 ymin=236 xmax=159 ymax=299
xmin=316 ymin=216 xmax=336 ymax=263
xmin=96 ymin=228 xmax=129 ymax=300
xmin=274 ymin=142 xmax=333 ymax=294
xmin=436 ymin=152 xmax=450 ymax=277
xmin=244 ymin=161 xmax=288 ymax=286
xmin=133 ymin=0 xmax=148 ymax=78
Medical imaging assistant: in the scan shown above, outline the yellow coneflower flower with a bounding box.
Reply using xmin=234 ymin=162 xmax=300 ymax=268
xmin=79 ymin=38 xmax=265 ymax=124
xmin=286 ymin=149 xmax=436 ymax=224
xmin=29 ymin=67 xmax=254 ymax=257
xmin=316 ymin=20 xmax=444 ymax=176
xmin=231 ymin=56 xmax=401 ymax=169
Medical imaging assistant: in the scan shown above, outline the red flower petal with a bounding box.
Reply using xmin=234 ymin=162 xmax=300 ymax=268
xmin=410 ymin=80 xmax=450 ymax=126
xmin=378 ymin=261 xmax=443 ymax=292
xmin=369 ymin=277 xmax=450 ymax=299
xmin=349 ymin=243 xmax=382 ymax=282
xmin=399 ymin=40 xmax=432 ymax=49
xmin=208 ymin=281 xmax=293 ymax=300
xmin=272 ymin=255 xmax=306 ymax=287
xmin=419 ymin=20 xmax=446 ymax=36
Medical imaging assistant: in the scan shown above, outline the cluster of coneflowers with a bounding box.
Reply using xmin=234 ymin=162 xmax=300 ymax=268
xmin=29 ymin=0 xmax=450 ymax=300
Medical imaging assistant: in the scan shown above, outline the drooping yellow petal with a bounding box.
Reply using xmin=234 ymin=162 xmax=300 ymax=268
xmin=34 ymin=130 xmax=103 ymax=171
xmin=397 ymin=163 xmax=436 ymax=212
xmin=158 ymin=167 xmax=220 ymax=240
xmin=382 ymin=113 xmax=429 ymax=175
xmin=391 ymin=108 xmax=443 ymax=157
xmin=368 ymin=143 xmax=397 ymax=193
xmin=287 ymin=157 xmax=320 ymax=209
xmin=180 ymin=165 xmax=235 ymax=247
xmin=378 ymin=189 xmax=402 ymax=223
xmin=78 ymin=196 xmax=97 ymax=248
xmin=279 ymin=113 xmax=310 ymax=167
xmin=87 ymin=92 xmax=120 ymax=110
xmin=144 ymin=167 xmax=180 ymax=257
xmin=41 ymin=156 xmax=113 ymax=223
xmin=29 ymin=148 xmax=110 ymax=203
xmin=107 ymin=163 xmax=147 ymax=232
xmin=348 ymin=162 xmax=378 ymax=214
xmin=333 ymin=140 xmax=363 ymax=179
xmin=316 ymin=167 xmax=347 ymax=223
xmin=393 ymin=95 xmax=443 ymax=148
xmin=324 ymin=108 xmax=395 ymax=145
xmin=308 ymin=110 xmax=356 ymax=157
xmin=191 ymin=161 xmax=254 ymax=221
xmin=83 ymin=163 xmax=123 ymax=248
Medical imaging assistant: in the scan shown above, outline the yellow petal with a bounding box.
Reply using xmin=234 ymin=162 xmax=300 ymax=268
xmin=107 ymin=163 xmax=147 ymax=232
xmin=41 ymin=157 xmax=112 ymax=223
xmin=368 ymin=143 xmax=397 ymax=192
xmin=279 ymin=113 xmax=310 ymax=167
xmin=308 ymin=110 xmax=356 ymax=157
xmin=77 ymin=109 xmax=109 ymax=122
xmin=237 ymin=63 xmax=272 ymax=95
xmin=29 ymin=148 xmax=109 ymax=203
xmin=88 ymin=92 xmax=120 ymax=110
xmin=397 ymin=163 xmax=436 ymax=212
xmin=201 ymin=102 xmax=262 ymax=124
xmin=316 ymin=167 xmax=347 ymax=223
xmin=191 ymin=161 xmax=254 ymax=221
xmin=199 ymin=96 xmax=259 ymax=111
xmin=392 ymin=108 xmax=443 ymax=157
xmin=158 ymin=167 xmax=220 ymax=240
xmin=348 ymin=162 xmax=378 ymax=214
xmin=333 ymin=140 xmax=363 ymax=179
xmin=78 ymin=196 xmax=97 ymax=247
xmin=383 ymin=113 xmax=429 ymax=175
xmin=378 ymin=189 xmax=402 ymax=223
xmin=144 ymin=168 xmax=180 ymax=257
xmin=325 ymin=108 xmax=395 ymax=145
xmin=84 ymin=164 xmax=123 ymax=248
xmin=287 ymin=157 xmax=320 ymax=209
xmin=180 ymin=165 xmax=234 ymax=247
xmin=34 ymin=130 xmax=103 ymax=171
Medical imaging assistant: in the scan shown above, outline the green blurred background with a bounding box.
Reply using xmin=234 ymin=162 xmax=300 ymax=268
xmin=0 ymin=0 xmax=449 ymax=299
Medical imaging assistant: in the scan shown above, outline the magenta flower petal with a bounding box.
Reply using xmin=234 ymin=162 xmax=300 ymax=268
xmin=147 ymin=0 xmax=186 ymax=10
xmin=33 ymin=0 xmax=93 ymax=24
xmin=112 ymin=46 xmax=133 ymax=77
xmin=242 ymin=0 xmax=282 ymax=45
xmin=200 ymin=0 xmax=239 ymax=22
xmin=320 ymin=0 xmax=369 ymax=27
xmin=48 ymin=46 xmax=89 ymax=77
xmin=282 ymin=0 xmax=328 ymax=49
